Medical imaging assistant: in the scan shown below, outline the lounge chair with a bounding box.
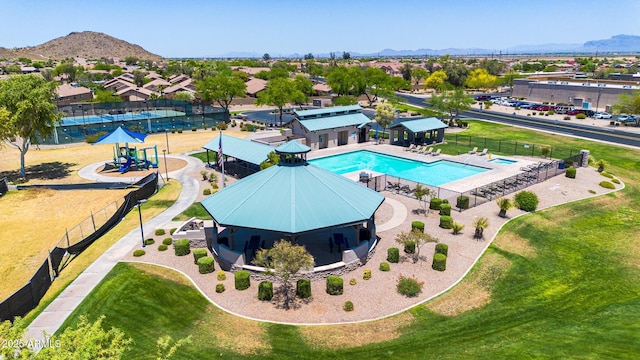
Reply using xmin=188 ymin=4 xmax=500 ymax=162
xmin=478 ymin=148 xmax=488 ymax=156
xmin=406 ymin=144 xmax=416 ymax=152
xmin=432 ymin=148 xmax=441 ymax=156
xmin=468 ymin=147 xmax=478 ymax=154
xmin=422 ymin=147 xmax=433 ymax=155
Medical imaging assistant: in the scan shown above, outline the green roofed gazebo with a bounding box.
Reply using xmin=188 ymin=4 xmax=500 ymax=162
xmin=389 ymin=117 xmax=448 ymax=147
xmin=201 ymin=140 xmax=385 ymax=270
xmin=202 ymin=133 xmax=274 ymax=178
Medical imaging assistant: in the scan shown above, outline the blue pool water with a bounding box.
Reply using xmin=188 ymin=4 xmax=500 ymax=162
xmin=488 ymin=158 xmax=517 ymax=165
xmin=308 ymin=150 xmax=489 ymax=186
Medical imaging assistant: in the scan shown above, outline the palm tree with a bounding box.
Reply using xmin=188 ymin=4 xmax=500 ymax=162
xmin=472 ymin=217 xmax=490 ymax=240
xmin=496 ymin=198 xmax=513 ymax=218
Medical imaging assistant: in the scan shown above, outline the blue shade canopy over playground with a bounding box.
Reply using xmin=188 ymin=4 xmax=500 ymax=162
xmin=94 ymin=126 xmax=147 ymax=145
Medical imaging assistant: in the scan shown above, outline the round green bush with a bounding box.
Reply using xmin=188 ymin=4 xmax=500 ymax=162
xmin=439 ymin=203 xmax=451 ymax=216
xmin=155 ymin=228 xmax=166 ymax=236
xmin=133 ymin=249 xmax=146 ymax=257
xmin=217 ymin=270 xmax=226 ymax=281
xmin=197 ymin=256 xmax=215 ymax=274
xmin=576 ymin=113 xmax=586 ymax=119
xmin=432 ymin=253 xmax=447 ymax=271
xmin=397 ymin=275 xmax=424 ymax=297
xmin=599 ymin=181 xmax=615 ymax=189
xmin=258 ymin=281 xmax=273 ymax=301
xmin=411 ymin=221 xmax=424 ymax=233
xmin=514 ymin=191 xmax=539 ymax=212
xmin=403 ymin=241 xmax=416 ymax=254
xmin=215 ymin=284 xmax=225 ymax=293
xmin=162 ymin=237 xmax=173 ymax=246
xmin=144 ymin=238 xmax=155 ymax=246
xmin=600 ymin=171 xmax=614 ymax=179
xmin=387 ymin=247 xmax=400 ymax=263
xmin=203 ymin=188 xmax=211 ymax=195
xmin=326 ymin=275 xmax=344 ymax=295
xmin=363 ymin=269 xmax=372 ymax=280
xmin=439 ymin=215 xmax=453 ymax=229
xmin=457 ymin=195 xmax=469 ymax=210
xmin=565 ymin=167 xmax=576 ymax=179
xmin=343 ymin=301 xmax=354 ymax=312
xmin=296 ymin=279 xmax=312 ymax=298
xmin=612 ymin=178 xmax=620 ymax=184
xmin=435 ymin=243 xmax=448 ymax=256
xmin=158 ymin=244 xmax=168 ymax=251
xmin=174 ymin=239 xmax=191 ymax=256
xmin=379 ymin=262 xmax=390 ymax=272
xmin=169 ymin=228 xmax=177 ymax=235
xmin=234 ymin=270 xmax=251 ymax=290
xmin=429 ymin=198 xmax=443 ymax=210
xmin=193 ymin=248 xmax=208 ymax=264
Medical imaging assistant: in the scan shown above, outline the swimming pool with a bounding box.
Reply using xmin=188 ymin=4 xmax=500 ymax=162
xmin=308 ymin=150 xmax=489 ymax=186
xmin=488 ymin=158 xmax=518 ymax=165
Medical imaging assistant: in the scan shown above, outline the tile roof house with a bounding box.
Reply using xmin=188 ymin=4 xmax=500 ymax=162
xmin=56 ymin=83 xmax=94 ymax=105
xmin=245 ymin=78 xmax=268 ymax=97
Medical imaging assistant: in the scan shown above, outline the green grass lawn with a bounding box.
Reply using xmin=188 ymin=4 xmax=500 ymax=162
xmin=189 ymin=151 xmax=209 ymax=163
xmin=56 ymin=121 xmax=640 ymax=358
xmin=172 ymin=202 xmax=212 ymax=221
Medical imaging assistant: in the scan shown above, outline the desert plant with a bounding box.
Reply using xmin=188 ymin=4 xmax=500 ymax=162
xmin=432 ymin=253 xmax=447 ymax=271
xmin=155 ymin=229 xmax=166 ymax=236
xmin=439 ymin=203 xmax=451 ymax=216
xmin=439 ymin=215 xmax=453 ymax=229
xmin=158 ymin=244 xmax=168 ymax=251
xmin=173 ymin=239 xmax=190 ymax=256
xmin=411 ymin=221 xmax=424 ymax=233
xmin=413 ymin=184 xmax=435 ymax=215
xmin=326 ymin=275 xmax=344 ymax=295
xmin=203 ymin=188 xmax=211 ymax=195
xmin=599 ymin=181 xmax=616 ymax=189
xmin=363 ymin=269 xmax=372 ymax=280
xmin=395 ymin=229 xmax=438 ymax=263
xmin=403 ymin=241 xmax=416 ymax=254
xmin=429 ymin=198 xmax=443 ymax=210
xmin=343 ymin=301 xmax=354 ymax=312
xmin=215 ymin=284 xmax=225 ymax=293
xmin=197 ymin=256 xmax=215 ymax=274
xmin=576 ymin=113 xmax=586 ymax=119
xmin=162 ymin=238 xmax=173 ymax=245
xmin=496 ymin=197 xmax=513 ymax=218
xmin=514 ymin=191 xmax=539 ymax=212
xmin=379 ymin=262 xmax=391 ymax=271
xmin=217 ymin=271 xmax=226 ymax=281
xmin=452 ymin=221 xmax=465 ymax=235
xmin=397 ymin=274 xmax=424 ymax=297
xmin=435 ymin=243 xmax=449 ymax=256
xmin=540 ymin=146 xmax=551 ymax=158
xmin=133 ymin=249 xmax=146 ymax=257
xmin=234 ymin=270 xmax=251 ymax=290
xmin=258 ymin=281 xmax=273 ymax=301
xmin=596 ymin=159 xmax=607 ymax=172
xmin=456 ymin=195 xmax=469 ymax=210
xmin=387 ymin=247 xmax=400 ymax=263
xmin=349 ymin=278 xmax=357 ymax=286
xmin=473 ymin=217 xmax=490 ymax=239
xmin=200 ymin=170 xmax=208 ymax=181
xmin=565 ymin=167 xmax=576 ymax=179
xmin=193 ymin=248 xmax=207 ymax=264
xmin=600 ymin=171 xmax=614 ymax=179
xmin=144 ymin=238 xmax=155 ymax=246
xmin=296 ymin=279 xmax=312 ymax=298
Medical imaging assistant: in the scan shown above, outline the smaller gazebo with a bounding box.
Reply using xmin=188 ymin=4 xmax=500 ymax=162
xmin=389 ymin=117 xmax=448 ymax=147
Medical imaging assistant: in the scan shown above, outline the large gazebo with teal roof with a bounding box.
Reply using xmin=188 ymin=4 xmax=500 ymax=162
xmin=201 ymin=141 xmax=385 ymax=270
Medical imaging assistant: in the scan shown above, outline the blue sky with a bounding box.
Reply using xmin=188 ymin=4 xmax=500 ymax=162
xmin=1 ymin=0 xmax=639 ymax=57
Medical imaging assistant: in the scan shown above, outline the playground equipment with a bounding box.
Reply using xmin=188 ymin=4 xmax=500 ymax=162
xmin=114 ymin=144 xmax=159 ymax=173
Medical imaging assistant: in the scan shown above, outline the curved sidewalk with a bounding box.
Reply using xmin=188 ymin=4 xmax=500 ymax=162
xmin=24 ymin=154 xmax=202 ymax=348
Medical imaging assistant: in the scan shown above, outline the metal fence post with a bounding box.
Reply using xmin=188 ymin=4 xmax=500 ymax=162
xmin=91 ymin=211 xmax=96 ymax=232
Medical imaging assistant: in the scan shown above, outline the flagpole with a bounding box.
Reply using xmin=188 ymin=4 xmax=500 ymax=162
xmin=219 ymin=130 xmax=226 ymax=188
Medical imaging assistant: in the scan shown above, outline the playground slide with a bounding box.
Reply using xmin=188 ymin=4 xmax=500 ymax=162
xmin=119 ymin=157 xmax=134 ymax=173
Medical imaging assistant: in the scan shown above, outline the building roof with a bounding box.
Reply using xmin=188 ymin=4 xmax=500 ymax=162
xmin=203 ymin=134 xmax=274 ymax=166
xmin=275 ymin=140 xmax=310 ymax=154
xmin=245 ymin=78 xmax=267 ymax=95
xmin=201 ymin=161 xmax=384 ymax=234
xmin=295 ymin=105 xmax=361 ymax=118
xmin=389 ymin=117 xmax=448 ymax=133
xmin=297 ymin=112 xmax=371 ymax=132
xmin=56 ymin=83 xmax=93 ymax=98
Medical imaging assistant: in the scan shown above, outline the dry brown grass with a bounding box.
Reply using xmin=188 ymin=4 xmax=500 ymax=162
xmin=426 ymin=252 xmax=511 ymax=316
xmin=492 ymin=233 xmax=536 ymax=258
xmin=203 ymin=310 xmax=271 ymax=355
xmin=299 ymin=312 xmax=415 ymax=349
xmin=127 ymin=262 xmax=192 ymax=287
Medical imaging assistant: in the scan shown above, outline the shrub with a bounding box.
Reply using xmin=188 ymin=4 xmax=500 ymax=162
xmin=363 ymin=269 xmax=372 ymax=280
xmin=379 ymin=262 xmax=391 ymax=272
xmin=456 ymin=195 xmax=469 ymax=210
xmin=599 ymin=181 xmax=615 ymax=189
xmin=326 ymin=275 xmax=344 ymax=295
xmin=144 ymin=238 xmax=155 ymax=246
xmin=532 ymin=111 xmax=537 ymax=115
xmin=514 ymin=191 xmax=539 ymax=212
xmin=547 ymin=110 xmax=555 ymax=115
xmin=349 ymin=278 xmax=357 ymax=286
xmin=565 ymin=167 xmax=576 ymax=179
xmin=612 ymin=178 xmax=620 ymax=184
xmin=576 ymin=113 xmax=586 ymax=119
xmin=258 ymin=281 xmax=273 ymax=301
xmin=439 ymin=203 xmax=451 ymax=216
xmin=191 ymin=127 xmax=198 ymax=132
xmin=155 ymin=228 xmax=166 ymax=236
xmin=203 ymin=188 xmax=211 ymax=195
xmin=403 ymin=241 xmax=416 ymax=254
xmin=429 ymin=198 xmax=442 ymax=210
xmin=216 ymin=284 xmax=225 ymax=293
xmin=435 ymin=243 xmax=449 ymax=256
xmin=177 ymin=128 xmax=183 ymax=133
xmin=158 ymin=244 xmax=168 ymax=251
xmin=432 ymin=253 xmax=447 ymax=271
xmin=589 ymin=189 xmax=596 ymax=194
xmin=343 ymin=301 xmax=354 ymax=312
xmin=600 ymin=171 xmax=614 ymax=179
xmin=442 ymin=199 xmax=449 ymax=204
xmin=162 ymin=238 xmax=173 ymax=245
xmin=397 ymin=274 xmax=424 ymax=297
xmin=564 ymin=116 xmax=571 ymax=120
xmin=217 ymin=122 xmax=228 ymax=130
xmin=452 ymin=222 xmax=465 ymax=235
xmin=439 ymin=215 xmax=453 ymax=229
xmin=133 ymin=249 xmax=146 ymax=257
xmin=296 ymin=279 xmax=312 ymax=298
xmin=197 ymin=256 xmax=215 ymax=274
xmin=234 ymin=270 xmax=251 ymax=290
xmin=411 ymin=221 xmax=424 ymax=233
xmin=174 ymin=239 xmax=190 ymax=256
xmin=170 ymin=228 xmax=177 ymax=235
xmin=387 ymin=247 xmax=400 ymax=263
xmin=193 ymin=248 xmax=208 ymax=264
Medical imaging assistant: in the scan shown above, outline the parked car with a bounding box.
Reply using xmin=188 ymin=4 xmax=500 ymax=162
xmin=616 ymin=114 xmax=630 ymax=122
xmin=535 ymin=105 xmax=551 ymax=111
xmin=475 ymin=95 xmax=492 ymax=101
xmin=594 ymin=112 xmax=612 ymax=119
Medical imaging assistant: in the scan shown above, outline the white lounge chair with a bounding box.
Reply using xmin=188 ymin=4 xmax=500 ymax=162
xmin=422 ymin=147 xmax=433 ymax=155
xmin=468 ymin=147 xmax=478 ymax=154
xmin=478 ymin=148 xmax=488 ymax=156
xmin=406 ymin=144 xmax=416 ymax=152
xmin=432 ymin=148 xmax=441 ymax=156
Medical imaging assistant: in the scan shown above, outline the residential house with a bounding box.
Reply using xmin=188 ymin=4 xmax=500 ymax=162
xmin=245 ymin=78 xmax=268 ymax=97
xmin=56 ymin=83 xmax=94 ymax=105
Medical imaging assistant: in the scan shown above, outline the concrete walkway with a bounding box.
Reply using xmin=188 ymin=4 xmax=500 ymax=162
xmin=24 ymin=154 xmax=202 ymax=348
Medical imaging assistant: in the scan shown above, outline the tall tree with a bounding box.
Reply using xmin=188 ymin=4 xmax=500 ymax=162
xmin=444 ymin=63 xmax=469 ymax=87
xmin=255 ymin=77 xmax=305 ymax=125
xmin=424 ymin=70 xmax=448 ymax=92
xmin=428 ymin=87 xmax=474 ymax=122
xmin=342 ymin=51 xmax=351 ymax=60
xmin=326 ymin=66 xmax=365 ymax=97
xmin=0 ymin=75 xmax=61 ymax=178
xmin=612 ymin=90 xmax=640 ymax=126
xmin=253 ymin=240 xmax=314 ymax=309
xmin=53 ymin=62 xmax=77 ymax=82
xmin=132 ymin=70 xmax=147 ymax=87
xmin=400 ymin=63 xmax=413 ymax=81
xmin=465 ymin=68 xmax=497 ymax=90
xmin=395 ymin=229 xmax=438 ymax=263
xmin=263 ymin=53 xmax=271 ymax=61
xmin=293 ymin=74 xmax=313 ymax=106
xmin=362 ymin=67 xmax=395 ymax=106
xmin=411 ymin=67 xmax=429 ymax=86
xmin=196 ymin=73 xmax=246 ymax=111
xmin=375 ymin=102 xmax=395 ymax=143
